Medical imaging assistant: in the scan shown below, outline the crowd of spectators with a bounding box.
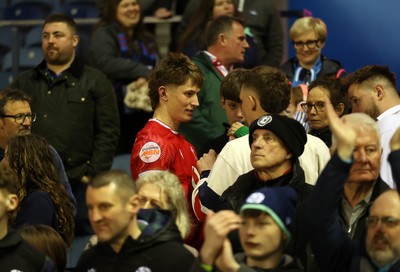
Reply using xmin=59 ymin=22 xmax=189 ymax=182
xmin=0 ymin=1 xmax=399 ymax=272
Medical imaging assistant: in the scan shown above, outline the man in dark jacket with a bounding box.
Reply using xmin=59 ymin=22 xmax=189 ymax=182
xmin=300 ymin=112 xmax=391 ymax=272
xmin=219 ymin=114 xmax=310 ymax=256
xmin=0 ymin=164 xmax=55 ymax=271
xmin=76 ymin=170 xmax=195 ymax=272
xmin=329 ymin=113 xmax=390 ymax=241
xmin=11 ymin=14 xmax=120 ymax=235
xmin=0 ymin=88 xmax=76 ymax=215
xmin=220 ymin=114 xmax=309 ymax=213
xmin=180 ymin=15 xmax=249 ymax=152
xmin=178 ymin=0 xmax=283 ymax=68
xmin=306 ymin=99 xmax=400 ymax=272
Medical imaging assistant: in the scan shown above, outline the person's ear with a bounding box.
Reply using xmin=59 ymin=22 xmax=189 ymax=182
xmin=72 ymin=34 xmax=79 ymax=48
xmin=318 ymin=40 xmax=325 ymax=50
xmin=335 ymin=103 xmax=345 ymax=116
xmin=248 ymin=95 xmax=257 ymax=111
xmin=218 ymin=33 xmax=227 ymax=46
xmin=6 ymin=194 xmax=18 ymax=211
xmin=221 ymin=97 xmax=226 ymax=107
xmin=374 ymin=85 xmax=385 ymax=101
xmin=158 ymin=86 xmax=168 ymax=102
xmin=129 ymin=195 xmax=141 ymax=215
xmin=285 ymin=152 xmax=293 ymax=160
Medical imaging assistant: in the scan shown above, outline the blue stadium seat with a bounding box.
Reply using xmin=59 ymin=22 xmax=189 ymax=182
xmin=3 ymin=0 xmax=54 ymax=20
xmin=0 ymin=72 xmax=14 ymax=89
xmin=2 ymin=46 xmax=42 ymax=72
xmin=0 ymin=0 xmax=8 ymax=20
xmin=0 ymin=27 xmax=13 ymax=54
xmin=24 ymin=26 xmax=43 ymax=48
xmin=111 ymin=154 xmax=131 ymax=176
xmin=63 ymin=0 xmax=99 ymax=18
xmin=10 ymin=0 xmax=53 ymax=5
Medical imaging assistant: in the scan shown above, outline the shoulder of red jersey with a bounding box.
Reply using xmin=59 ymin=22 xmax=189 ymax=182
xmin=137 ymin=141 xmax=162 ymax=163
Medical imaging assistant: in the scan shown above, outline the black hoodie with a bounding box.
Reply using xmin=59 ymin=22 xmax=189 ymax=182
xmin=76 ymin=209 xmax=195 ymax=272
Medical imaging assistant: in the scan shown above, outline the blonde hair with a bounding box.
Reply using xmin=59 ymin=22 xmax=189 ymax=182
xmin=136 ymin=171 xmax=191 ymax=238
xmin=289 ymin=17 xmax=327 ymax=42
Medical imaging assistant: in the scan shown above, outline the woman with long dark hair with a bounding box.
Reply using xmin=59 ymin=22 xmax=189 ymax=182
xmin=5 ymin=134 xmax=75 ymax=247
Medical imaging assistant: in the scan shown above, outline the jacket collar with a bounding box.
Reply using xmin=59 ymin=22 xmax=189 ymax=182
xmin=193 ymin=52 xmax=225 ymax=81
xmin=0 ymin=228 xmax=22 ymax=251
xmin=96 ymin=209 xmax=182 ymax=255
xmin=34 ymin=57 xmax=84 ymax=80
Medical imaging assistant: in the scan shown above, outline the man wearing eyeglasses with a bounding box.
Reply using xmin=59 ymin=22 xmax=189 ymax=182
xmin=10 ymin=14 xmax=120 ymax=240
xmin=0 ymin=93 xmax=34 ymax=142
xmin=0 ymin=88 xmax=76 ymax=215
xmin=306 ymin=100 xmax=400 ymax=272
xmin=281 ymin=16 xmax=346 ymax=87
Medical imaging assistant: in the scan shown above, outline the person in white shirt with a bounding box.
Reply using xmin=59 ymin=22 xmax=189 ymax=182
xmin=345 ymin=65 xmax=400 ymax=188
xmin=193 ymin=67 xmax=330 ymax=221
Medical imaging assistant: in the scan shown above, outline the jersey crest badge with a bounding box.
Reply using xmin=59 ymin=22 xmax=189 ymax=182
xmin=139 ymin=142 xmax=161 ymax=163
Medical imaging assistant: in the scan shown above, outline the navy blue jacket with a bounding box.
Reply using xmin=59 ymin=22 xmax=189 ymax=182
xmin=306 ymin=153 xmax=400 ymax=272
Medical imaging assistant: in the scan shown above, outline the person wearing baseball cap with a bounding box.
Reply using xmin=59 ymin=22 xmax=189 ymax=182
xmin=198 ymin=186 xmax=302 ymax=271
xmin=220 ymin=113 xmax=311 ymax=214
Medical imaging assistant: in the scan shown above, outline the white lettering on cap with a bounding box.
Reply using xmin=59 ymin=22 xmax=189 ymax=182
xmin=136 ymin=266 xmax=152 ymax=272
xmin=246 ymin=192 xmax=265 ymax=204
xmin=139 ymin=142 xmax=161 ymax=163
xmin=257 ymin=115 xmax=272 ymax=127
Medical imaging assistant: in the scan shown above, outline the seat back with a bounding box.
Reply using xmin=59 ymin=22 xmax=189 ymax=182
xmin=0 ymin=27 xmax=13 ymax=54
xmin=25 ymin=26 xmax=43 ymax=48
xmin=3 ymin=3 xmax=53 ymax=20
xmin=2 ymin=46 xmax=42 ymax=72
xmin=111 ymin=154 xmax=132 ymax=176
xmin=63 ymin=1 xmax=99 ymax=18
xmin=0 ymin=72 xmax=14 ymax=89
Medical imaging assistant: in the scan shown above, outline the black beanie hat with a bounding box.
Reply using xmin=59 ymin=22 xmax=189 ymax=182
xmin=249 ymin=114 xmax=307 ymax=159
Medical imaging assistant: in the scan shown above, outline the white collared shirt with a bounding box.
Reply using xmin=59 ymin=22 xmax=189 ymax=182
xmin=377 ymin=104 xmax=400 ymax=188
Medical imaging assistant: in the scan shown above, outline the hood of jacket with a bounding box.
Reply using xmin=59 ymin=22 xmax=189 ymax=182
xmin=97 ymin=209 xmax=183 ymax=255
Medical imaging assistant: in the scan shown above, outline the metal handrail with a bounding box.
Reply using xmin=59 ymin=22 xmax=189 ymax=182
xmin=0 ymin=15 xmax=182 ymax=27
xmin=0 ymin=16 xmax=182 ymax=81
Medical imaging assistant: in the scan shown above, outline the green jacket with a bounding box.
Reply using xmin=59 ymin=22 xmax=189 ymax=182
xmin=180 ymin=52 xmax=228 ymax=152
xmin=12 ymin=59 xmax=120 ymax=184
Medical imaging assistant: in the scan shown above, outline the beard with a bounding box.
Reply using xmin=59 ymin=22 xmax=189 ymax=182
xmin=44 ymin=47 xmax=73 ymax=66
xmin=366 ymin=233 xmax=400 ymax=267
xmin=365 ymin=102 xmax=380 ymax=120
xmin=367 ymin=247 xmax=398 ymax=267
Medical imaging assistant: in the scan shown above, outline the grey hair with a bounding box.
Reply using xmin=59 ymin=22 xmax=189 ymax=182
xmin=331 ymin=113 xmax=380 ymax=149
xmin=136 ymin=171 xmax=191 ymax=238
